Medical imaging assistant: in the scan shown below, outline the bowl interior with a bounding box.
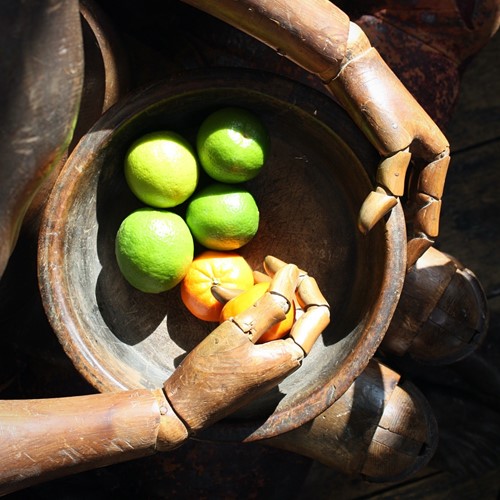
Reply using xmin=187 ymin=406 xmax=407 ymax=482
xmin=39 ymin=70 xmax=406 ymax=441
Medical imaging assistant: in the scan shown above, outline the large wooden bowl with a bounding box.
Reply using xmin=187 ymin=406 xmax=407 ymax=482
xmin=38 ymin=69 xmax=406 ymax=441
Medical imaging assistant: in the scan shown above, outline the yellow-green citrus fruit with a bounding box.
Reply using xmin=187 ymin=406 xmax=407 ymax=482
xmin=186 ymin=183 xmax=260 ymax=251
xmin=124 ymin=131 xmax=199 ymax=208
xmin=115 ymin=208 xmax=194 ymax=293
xmin=196 ymin=107 xmax=269 ymax=183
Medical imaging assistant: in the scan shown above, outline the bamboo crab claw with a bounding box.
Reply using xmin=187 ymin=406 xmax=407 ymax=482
xmin=260 ymin=255 xmax=331 ymax=355
xmin=163 ymin=257 xmax=330 ymax=434
xmin=181 ymin=1 xmax=451 ymax=269
xmin=328 ymin=22 xmax=451 ymax=268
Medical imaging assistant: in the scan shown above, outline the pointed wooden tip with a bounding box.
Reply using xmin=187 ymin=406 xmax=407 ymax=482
xmin=358 ymin=189 xmax=398 ymax=234
xmin=210 ymin=285 xmax=244 ymax=304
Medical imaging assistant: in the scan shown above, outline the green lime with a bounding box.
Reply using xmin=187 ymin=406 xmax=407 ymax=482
xmin=196 ymin=107 xmax=269 ymax=183
xmin=115 ymin=208 xmax=194 ymax=293
xmin=186 ymin=183 xmax=260 ymax=251
xmin=124 ymin=131 xmax=199 ymax=208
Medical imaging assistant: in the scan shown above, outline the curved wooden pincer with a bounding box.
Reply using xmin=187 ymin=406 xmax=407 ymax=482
xmin=181 ymin=0 xmax=451 ymax=268
xmin=262 ymin=255 xmax=331 ymax=355
xmin=164 ymin=260 xmax=330 ymax=433
xmin=0 ymin=258 xmax=329 ymax=494
xmin=328 ymin=23 xmax=450 ymax=268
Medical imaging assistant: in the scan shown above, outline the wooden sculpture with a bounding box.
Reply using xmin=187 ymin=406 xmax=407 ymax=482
xmin=3 ymin=247 xmax=482 ymax=493
xmin=0 ymin=254 xmax=440 ymax=491
xmin=0 ymin=0 xmax=492 ymax=496
xmin=0 ymin=259 xmax=330 ymax=495
xmin=0 ymin=0 xmax=83 ymax=277
xmin=180 ymin=0 xmax=450 ymax=268
xmin=381 ymin=246 xmax=489 ymax=364
xmin=266 ymin=358 xmax=438 ymax=483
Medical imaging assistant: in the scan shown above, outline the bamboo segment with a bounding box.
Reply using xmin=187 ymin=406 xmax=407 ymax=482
xmin=181 ymin=0 xmax=350 ymax=81
xmin=265 ymin=359 xmax=437 ymax=482
xmin=376 ymin=150 xmax=412 ymax=197
xmin=381 ymin=247 xmax=489 ymax=364
xmin=358 ymin=188 xmax=399 ymax=234
xmin=0 ymin=390 xmax=185 ymax=496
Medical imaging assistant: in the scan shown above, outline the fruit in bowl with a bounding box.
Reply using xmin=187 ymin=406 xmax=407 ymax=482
xmin=197 ymin=107 xmax=270 ymax=183
xmin=124 ymin=130 xmax=199 ymax=209
xmin=115 ymin=107 xmax=267 ymax=296
xmin=38 ymin=70 xmax=406 ymax=441
xmin=115 ymin=208 xmax=194 ymax=294
xmin=180 ymin=250 xmax=255 ymax=322
xmin=186 ymin=182 xmax=260 ymax=251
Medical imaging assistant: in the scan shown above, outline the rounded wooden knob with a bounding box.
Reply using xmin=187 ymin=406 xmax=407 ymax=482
xmin=381 ymin=246 xmax=489 ymax=364
xmin=265 ymin=359 xmax=437 ymax=482
xmin=360 ymin=377 xmax=437 ymax=482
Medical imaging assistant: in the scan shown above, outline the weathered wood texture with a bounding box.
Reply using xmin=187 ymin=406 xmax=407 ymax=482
xmin=266 ymin=359 xmax=437 ymax=483
xmin=0 ymin=0 xmax=83 ymax=276
xmin=36 ymin=69 xmax=406 ymax=443
xmin=21 ymin=0 xmax=129 ymax=239
xmin=182 ymin=0 xmax=450 ymax=267
xmin=0 ymin=390 xmax=163 ymax=496
xmin=340 ymin=0 xmax=500 ymax=129
xmin=380 ymin=246 xmax=489 ymax=364
xmin=296 ymin=30 xmax=500 ymax=499
xmin=1 ymin=1 xmax=499 ymax=498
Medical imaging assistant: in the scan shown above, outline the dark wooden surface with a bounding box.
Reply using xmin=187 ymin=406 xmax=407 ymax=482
xmin=1 ymin=2 xmax=499 ymax=498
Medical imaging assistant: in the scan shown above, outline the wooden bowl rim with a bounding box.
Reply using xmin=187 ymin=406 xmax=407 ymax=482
xmin=38 ymin=69 xmax=407 ymax=441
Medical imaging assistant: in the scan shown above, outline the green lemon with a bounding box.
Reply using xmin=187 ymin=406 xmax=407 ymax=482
xmin=196 ymin=107 xmax=269 ymax=183
xmin=124 ymin=131 xmax=199 ymax=208
xmin=115 ymin=208 xmax=194 ymax=293
xmin=186 ymin=183 xmax=260 ymax=251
